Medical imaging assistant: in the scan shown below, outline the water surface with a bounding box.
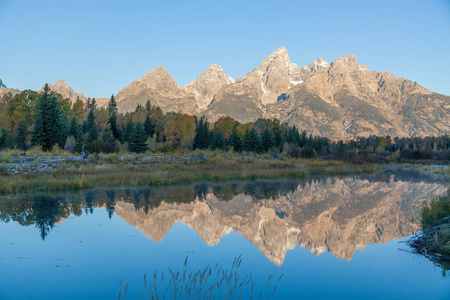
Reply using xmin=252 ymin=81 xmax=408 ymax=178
xmin=0 ymin=166 xmax=449 ymax=299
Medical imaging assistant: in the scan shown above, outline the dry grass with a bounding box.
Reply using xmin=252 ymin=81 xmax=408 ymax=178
xmin=407 ymin=191 xmax=450 ymax=274
xmin=0 ymin=152 xmax=379 ymax=194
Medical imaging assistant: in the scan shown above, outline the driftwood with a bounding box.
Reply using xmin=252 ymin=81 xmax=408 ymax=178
xmin=81 ymin=144 xmax=89 ymax=159
xmin=407 ymin=216 xmax=450 ymax=269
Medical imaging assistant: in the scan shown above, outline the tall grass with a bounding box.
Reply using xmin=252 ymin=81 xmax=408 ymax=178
xmin=421 ymin=189 xmax=450 ymax=230
xmin=117 ymin=256 xmax=283 ymax=299
xmin=407 ymin=189 xmax=450 ymax=274
xmin=0 ymin=154 xmax=380 ymax=194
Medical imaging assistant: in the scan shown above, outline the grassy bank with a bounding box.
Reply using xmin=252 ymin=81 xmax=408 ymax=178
xmin=408 ymin=190 xmax=450 ymax=272
xmin=0 ymin=150 xmax=379 ymax=194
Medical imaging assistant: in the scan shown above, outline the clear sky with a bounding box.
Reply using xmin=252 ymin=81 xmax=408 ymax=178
xmin=1 ymin=0 xmax=449 ymax=98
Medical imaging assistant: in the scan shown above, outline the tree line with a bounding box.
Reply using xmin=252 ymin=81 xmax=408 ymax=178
xmin=0 ymin=86 xmax=449 ymax=160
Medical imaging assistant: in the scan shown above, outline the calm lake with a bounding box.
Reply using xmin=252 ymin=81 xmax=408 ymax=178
xmin=1 ymin=166 xmax=449 ymax=299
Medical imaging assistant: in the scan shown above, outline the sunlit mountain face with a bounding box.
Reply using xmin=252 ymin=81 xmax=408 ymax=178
xmin=1 ymin=167 xmax=446 ymax=266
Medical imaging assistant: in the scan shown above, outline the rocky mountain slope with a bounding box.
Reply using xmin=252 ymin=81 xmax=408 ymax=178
xmin=2 ymin=47 xmax=449 ymax=138
xmin=183 ymin=64 xmax=235 ymax=110
xmin=112 ymin=46 xmax=449 ymax=138
xmin=39 ymin=80 xmax=86 ymax=102
xmin=115 ymin=66 xmax=198 ymax=114
xmin=0 ymin=79 xmax=21 ymax=98
xmin=265 ymin=54 xmax=449 ymax=137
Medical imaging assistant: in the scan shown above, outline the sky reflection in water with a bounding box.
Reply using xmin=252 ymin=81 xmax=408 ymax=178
xmin=0 ymin=167 xmax=449 ymax=299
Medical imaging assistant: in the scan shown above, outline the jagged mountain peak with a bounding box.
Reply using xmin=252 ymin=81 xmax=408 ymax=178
xmin=260 ymin=46 xmax=291 ymax=70
xmin=183 ymin=64 xmax=235 ymax=110
xmin=142 ymin=66 xmax=171 ymax=79
xmin=55 ymin=79 xmax=67 ymax=84
xmin=39 ymin=80 xmax=86 ymax=102
xmin=268 ymin=46 xmax=288 ymax=58
xmin=42 ymin=79 xmax=73 ymax=92
xmin=255 ymin=46 xmax=303 ymax=104
xmin=0 ymin=79 xmax=6 ymax=88
xmin=196 ymin=64 xmax=235 ymax=84
xmin=137 ymin=66 xmax=180 ymax=90
xmin=53 ymin=79 xmax=72 ymax=90
xmin=331 ymin=53 xmax=359 ymax=68
xmin=116 ymin=65 xmax=197 ymax=115
xmin=316 ymin=57 xmax=330 ymax=68
xmin=299 ymin=57 xmax=331 ymax=81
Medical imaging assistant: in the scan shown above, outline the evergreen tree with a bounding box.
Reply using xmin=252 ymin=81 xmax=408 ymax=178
xmin=107 ymin=95 xmax=120 ymax=140
xmin=85 ymin=98 xmax=91 ymax=110
xmin=194 ymin=117 xmax=210 ymax=149
xmin=0 ymin=129 xmax=7 ymax=149
xmin=102 ymin=129 xmax=116 ymax=153
xmin=69 ymin=116 xmax=79 ymax=139
xmin=91 ymin=98 xmax=97 ymax=110
xmin=107 ymin=94 xmax=117 ymax=113
xmin=262 ymin=129 xmax=275 ymax=152
xmin=122 ymin=121 xmax=134 ymax=144
xmin=274 ymin=127 xmax=283 ymax=149
xmin=242 ymin=128 xmax=261 ymax=152
xmin=145 ymin=99 xmax=152 ymax=112
xmin=144 ymin=113 xmax=154 ymax=138
xmin=86 ymin=110 xmax=98 ymax=142
xmin=135 ymin=103 xmax=142 ymax=112
xmin=57 ymin=116 xmax=69 ymax=149
xmin=16 ymin=122 xmax=27 ymax=150
xmin=211 ymin=131 xmax=226 ymax=150
xmin=31 ymin=84 xmax=63 ymax=151
xmin=129 ymin=122 xmax=148 ymax=153
xmin=229 ymin=127 xmax=242 ymax=152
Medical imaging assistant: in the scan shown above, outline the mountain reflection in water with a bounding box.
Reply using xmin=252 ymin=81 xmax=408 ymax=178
xmin=0 ymin=167 xmax=446 ymax=266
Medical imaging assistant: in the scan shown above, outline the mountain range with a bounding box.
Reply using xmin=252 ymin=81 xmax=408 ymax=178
xmin=2 ymin=47 xmax=449 ymax=138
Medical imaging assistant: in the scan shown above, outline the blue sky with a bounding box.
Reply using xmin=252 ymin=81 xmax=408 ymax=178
xmin=1 ymin=0 xmax=449 ymax=98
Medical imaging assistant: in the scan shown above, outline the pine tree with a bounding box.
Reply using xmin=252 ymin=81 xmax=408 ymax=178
xmin=58 ymin=116 xmax=69 ymax=149
xmin=86 ymin=110 xmax=98 ymax=142
xmin=229 ymin=127 xmax=242 ymax=152
xmin=107 ymin=94 xmax=120 ymax=140
xmin=135 ymin=103 xmax=142 ymax=112
xmin=274 ymin=128 xmax=283 ymax=149
xmin=102 ymin=129 xmax=117 ymax=149
xmin=262 ymin=129 xmax=275 ymax=152
xmin=91 ymin=98 xmax=97 ymax=110
xmin=144 ymin=113 xmax=154 ymax=138
xmin=69 ymin=116 xmax=79 ymax=140
xmin=85 ymin=98 xmax=91 ymax=110
xmin=129 ymin=122 xmax=148 ymax=153
xmin=194 ymin=117 xmax=210 ymax=149
xmin=211 ymin=131 xmax=226 ymax=150
xmin=0 ymin=128 xmax=7 ymax=149
xmin=107 ymin=94 xmax=117 ymax=114
xmin=31 ymin=84 xmax=63 ymax=151
xmin=242 ymin=128 xmax=261 ymax=152
xmin=122 ymin=121 xmax=134 ymax=144
xmin=145 ymin=99 xmax=152 ymax=112
xmin=16 ymin=122 xmax=27 ymax=150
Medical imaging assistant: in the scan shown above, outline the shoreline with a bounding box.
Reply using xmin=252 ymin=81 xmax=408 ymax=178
xmin=0 ymin=152 xmax=382 ymax=194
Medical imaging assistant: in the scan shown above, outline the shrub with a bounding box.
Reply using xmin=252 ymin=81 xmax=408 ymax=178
xmin=0 ymin=165 xmax=8 ymax=176
xmin=64 ymin=136 xmax=76 ymax=152
xmin=300 ymin=146 xmax=317 ymax=159
xmin=422 ymin=190 xmax=450 ymax=230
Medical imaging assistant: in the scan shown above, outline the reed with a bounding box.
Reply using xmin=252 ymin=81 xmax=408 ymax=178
xmin=117 ymin=256 xmax=283 ymax=300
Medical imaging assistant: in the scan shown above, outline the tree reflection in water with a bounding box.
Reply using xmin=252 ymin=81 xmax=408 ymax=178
xmin=0 ymin=166 xmax=446 ymax=264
